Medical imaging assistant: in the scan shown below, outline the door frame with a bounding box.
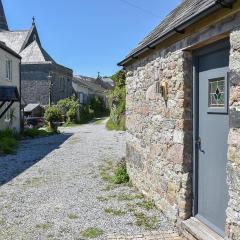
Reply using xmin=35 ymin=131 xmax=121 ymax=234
xmin=192 ymin=38 xmax=230 ymax=218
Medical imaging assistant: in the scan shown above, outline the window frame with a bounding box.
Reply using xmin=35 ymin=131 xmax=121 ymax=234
xmin=5 ymin=58 xmax=12 ymax=81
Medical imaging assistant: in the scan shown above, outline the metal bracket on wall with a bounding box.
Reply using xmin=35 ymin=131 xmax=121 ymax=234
xmin=215 ymin=0 xmax=233 ymax=9
xmin=0 ymin=100 xmax=14 ymax=120
xmin=174 ymin=28 xmax=185 ymax=34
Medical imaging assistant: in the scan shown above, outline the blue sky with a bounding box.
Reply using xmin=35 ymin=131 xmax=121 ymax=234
xmin=4 ymin=0 xmax=180 ymax=77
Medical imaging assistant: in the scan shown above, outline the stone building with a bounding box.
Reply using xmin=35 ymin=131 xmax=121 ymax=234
xmin=72 ymin=75 xmax=110 ymax=106
xmin=0 ymin=0 xmax=73 ymax=106
xmin=0 ymin=42 xmax=21 ymax=132
xmin=119 ymin=0 xmax=240 ymax=239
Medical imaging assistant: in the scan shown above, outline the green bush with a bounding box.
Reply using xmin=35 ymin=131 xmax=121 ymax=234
xmin=107 ymin=70 xmax=126 ymax=131
xmin=44 ymin=106 xmax=62 ymax=132
xmin=0 ymin=130 xmax=18 ymax=154
xmin=66 ymin=107 xmax=77 ymax=123
xmin=89 ymin=96 xmax=109 ymax=118
xmin=57 ymin=96 xmax=80 ymax=123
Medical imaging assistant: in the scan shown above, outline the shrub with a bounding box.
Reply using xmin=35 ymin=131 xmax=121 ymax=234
xmin=79 ymin=105 xmax=94 ymax=124
xmin=89 ymin=96 xmax=109 ymax=118
xmin=57 ymin=96 xmax=80 ymax=123
xmin=107 ymin=70 xmax=126 ymax=131
xmin=66 ymin=107 xmax=77 ymax=123
xmin=44 ymin=106 xmax=62 ymax=132
xmin=0 ymin=130 xmax=18 ymax=154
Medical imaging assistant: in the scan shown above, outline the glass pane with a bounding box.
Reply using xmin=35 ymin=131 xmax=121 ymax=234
xmin=208 ymin=77 xmax=225 ymax=108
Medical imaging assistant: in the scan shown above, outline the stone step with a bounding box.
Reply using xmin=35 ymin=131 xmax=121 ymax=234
xmin=181 ymin=217 xmax=224 ymax=240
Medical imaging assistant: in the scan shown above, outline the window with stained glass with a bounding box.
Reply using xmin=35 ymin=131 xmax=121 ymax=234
xmin=208 ymin=77 xmax=225 ymax=108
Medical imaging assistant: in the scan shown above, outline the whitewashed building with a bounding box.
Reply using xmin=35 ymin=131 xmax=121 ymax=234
xmin=0 ymin=42 xmax=21 ymax=132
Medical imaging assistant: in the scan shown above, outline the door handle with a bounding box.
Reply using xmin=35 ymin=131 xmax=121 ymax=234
xmin=196 ymin=137 xmax=205 ymax=154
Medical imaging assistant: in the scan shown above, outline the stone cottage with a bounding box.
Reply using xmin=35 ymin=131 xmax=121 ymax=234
xmin=118 ymin=0 xmax=240 ymax=239
xmin=0 ymin=42 xmax=21 ymax=132
xmin=73 ymin=76 xmax=108 ymax=106
xmin=0 ymin=0 xmax=73 ymax=106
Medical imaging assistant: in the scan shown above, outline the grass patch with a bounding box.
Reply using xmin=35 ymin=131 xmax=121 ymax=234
xmin=112 ymin=162 xmax=129 ymax=184
xmin=136 ymin=200 xmax=155 ymax=211
xmin=0 ymin=218 xmax=6 ymax=225
xmin=96 ymin=196 xmax=109 ymax=202
xmin=23 ymin=128 xmax=54 ymax=139
xmin=36 ymin=221 xmax=53 ymax=230
xmin=106 ymin=118 xmax=126 ymax=131
xmin=100 ymin=159 xmax=129 ymax=185
xmin=104 ymin=208 xmax=126 ymax=216
xmin=62 ymin=122 xmax=81 ymax=127
xmin=94 ymin=118 xmax=106 ymax=125
xmin=117 ymin=193 xmax=144 ymax=201
xmin=133 ymin=212 xmax=158 ymax=230
xmin=0 ymin=129 xmax=18 ymax=154
xmin=81 ymin=227 xmax=104 ymax=239
xmin=23 ymin=178 xmax=45 ymax=188
xmin=68 ymin=213 xmax=78 ymax=219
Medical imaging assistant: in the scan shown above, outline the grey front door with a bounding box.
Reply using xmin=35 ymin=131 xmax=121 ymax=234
xmin=195 ymin=41 xmax=230 ymax=237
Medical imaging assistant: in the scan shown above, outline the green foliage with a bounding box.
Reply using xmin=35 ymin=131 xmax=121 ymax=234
xmin=104 ymin=208 xmax=126 ymax=216
xmin=44 ymin=106 xmax=62 ymax=132
xmin=112 ymin=161 xmax=129 ymax=184
xmin=133 ymin=212 xmax=158 ymax=230
xmin=100 ymin=158 xmax=129 ymax=185
xmin=107 ymin=70 xmax=126 ymax=131
xmin=57 ymin=96 xmax=80 ymax=123
xmin=89 ymin=97 xmax=108 ymax=117
xmin=44 ymin=106 xmax=62 ymax=123
xmin=23 ymin=129 xmax=54 ymax=138
xmin=106 ymin=117 xmax=126 ymax=131
xmin=0 ymin=129 xmax=18 ymax=154
xmin=136 ymin=201 xmax=155 ymax=211
xmin=81 ymin=227 xmax=104 ymax=239
xmin=79 ymin=104 xmax=94 ymax=124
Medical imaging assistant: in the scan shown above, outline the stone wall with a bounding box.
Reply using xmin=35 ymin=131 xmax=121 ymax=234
xmin=21 ymin=63 xmax=73 ymax=106
xmin=226 ymin=28 xmax=240 ymax=240
xmin=125 ymin=49 xmax=193 ymax=225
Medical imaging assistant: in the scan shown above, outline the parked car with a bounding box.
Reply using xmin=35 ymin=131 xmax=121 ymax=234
xmin=25 ymin=117 xmax=44 ymax=129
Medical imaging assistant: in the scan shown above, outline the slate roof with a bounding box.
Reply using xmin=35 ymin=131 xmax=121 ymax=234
xmin=0 ymin=0 xmax=8 ymax=31
xmin=20 ymin=40 xmax=55 ymax=63
xmin=119 ymin=0 xmax=229 ymax=65
xmin=0 ymin=30 xmax=30 ymax=53
xmin=73 ymin=76 xmax=106 ymax=93
xmin=24 ymin=103 xmax=40 ymax=112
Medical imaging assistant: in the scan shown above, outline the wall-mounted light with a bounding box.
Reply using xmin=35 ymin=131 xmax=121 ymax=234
xmin=161 ymin=81 xmax=168 ymax=101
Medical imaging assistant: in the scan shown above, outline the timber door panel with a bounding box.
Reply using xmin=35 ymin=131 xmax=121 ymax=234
xmin=194 ymin=42 xmax=230 ymax=237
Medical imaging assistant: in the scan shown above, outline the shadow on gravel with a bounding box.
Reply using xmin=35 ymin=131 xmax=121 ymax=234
xmin=0 ymin=133 xmax=72 ymax=187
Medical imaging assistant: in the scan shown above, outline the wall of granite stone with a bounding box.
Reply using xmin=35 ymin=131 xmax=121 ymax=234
xmin=226 ymin=28 xmax=240 ymax=240
xmin=21 ymin=63 xmax=73 ymax=106
xmin=125 ymin=49 xmax=193 ymax=225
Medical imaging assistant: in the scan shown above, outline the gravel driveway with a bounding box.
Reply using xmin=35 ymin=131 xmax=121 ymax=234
xmin=0 ymin=121 xmax=176 ymax=240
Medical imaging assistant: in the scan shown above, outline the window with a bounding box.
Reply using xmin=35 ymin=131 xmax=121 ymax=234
xmin=208 ymin=77 xmax=225 ymax=108
xmin=6 ymin=59 xmax=12 ymax=81
xmin=207 ymin=73 xmax=228 ymax=114
xmin=79 ymin=92 xmax=84 ymax=104
xmin=4 ymin=103 xmax=10 ymax=122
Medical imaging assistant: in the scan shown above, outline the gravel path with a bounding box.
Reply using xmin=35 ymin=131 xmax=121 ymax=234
xmin=0 ymin=121 xmax=175 ymax=240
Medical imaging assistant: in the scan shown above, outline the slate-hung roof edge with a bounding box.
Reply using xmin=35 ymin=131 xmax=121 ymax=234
xmin=0 ymin=41 xmax=21 ymax=59
xmin=118 ymin=0 xmax=234 ymax=66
